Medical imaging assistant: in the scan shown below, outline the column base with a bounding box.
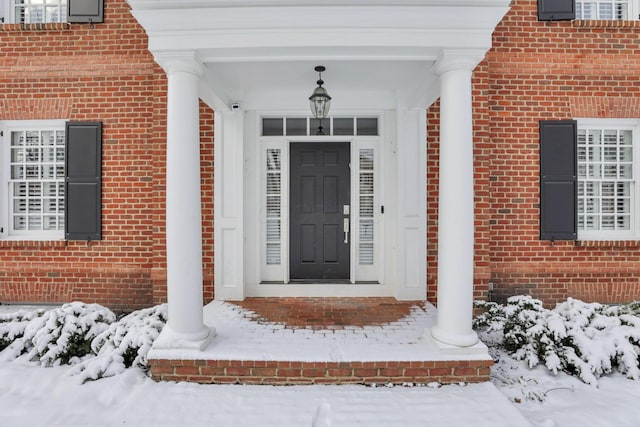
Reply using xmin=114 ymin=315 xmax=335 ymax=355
xmin=424 ymin=328 xmax=487 ymax=356
xmin=429 ymin=325 xmax=479 ymax=348
xmin=153 ymin=324 xmax=215 ymax=351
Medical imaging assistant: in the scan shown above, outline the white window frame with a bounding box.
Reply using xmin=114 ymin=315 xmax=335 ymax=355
xmin=0 ymin=119 xmax=66 ymax=240
xmin=0 ymin=0 xmax=67 ymax=24
xmin=577 ymin=118 xmax=640 ymax=240
xmin=576 ymin=0 xmax=639 ymax=20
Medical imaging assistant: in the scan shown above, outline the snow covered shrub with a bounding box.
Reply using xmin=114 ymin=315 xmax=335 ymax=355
xmin=1 ymin=302 xmax=169 ymax=381
xmin=0 ymin=308 xmax=46 ymax=351
xmin=72 ymin=304 xmax=167 ymax=382
xmin=475 ymin=296 xmax=547 ymax=353
xmin=0 ymin=302 xmax=116 ymax=366
xmin=475 ymin=296 xmax=640 ymax=385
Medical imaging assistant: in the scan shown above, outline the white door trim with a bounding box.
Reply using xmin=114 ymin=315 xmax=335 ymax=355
xmin=246 ymin=112 xmax=389 ymax=297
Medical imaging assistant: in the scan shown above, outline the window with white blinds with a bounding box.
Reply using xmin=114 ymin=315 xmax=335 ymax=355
xmin=6 ymin=126 xmax=65 ymax=236
xmin=3 ymin=0 xmax=68 ymax=23
xmin=576 ymin=0 xmax=637 ymax=20
xmin=577 ymin=121 xmax=638 ymax=238
xmin=265 ymin=148 xmax=282 ymax=265
xmin=358 ymin=148 xmax=374 ymax=265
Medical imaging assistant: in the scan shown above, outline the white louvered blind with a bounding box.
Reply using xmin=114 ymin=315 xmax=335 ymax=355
xmin=577 ymin=127 xmax=633 ymax=232
xmin=10 ymin=0 xmax=68 ymax=23
xmin=265 ymin=148 xmax=282 ymax=264
xmin=9 ymin=129 xmax=65 ymax=233
xmin=576 ymin=0 xmax=633 ymax=20
xmin=359 ymin=149 xmax=374 ymax=265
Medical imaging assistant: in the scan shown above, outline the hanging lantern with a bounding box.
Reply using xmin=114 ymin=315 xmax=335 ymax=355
xmin=309 ymin=65 xmax=331 ymax=120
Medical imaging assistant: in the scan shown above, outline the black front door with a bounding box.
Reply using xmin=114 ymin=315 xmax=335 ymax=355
xmin=290 ymin=142 xmax=350 ymax=280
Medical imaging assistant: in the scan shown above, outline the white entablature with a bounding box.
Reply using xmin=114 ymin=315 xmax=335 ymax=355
xmin=127 ymin=0 xmax=510 ymax=111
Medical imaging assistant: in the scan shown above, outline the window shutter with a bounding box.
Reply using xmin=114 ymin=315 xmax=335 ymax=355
xmin=540 ymin=120 xmax=577 ymax=241
xmin=67 ymin=0 xmax=104 ymax=24
xmin=538 ymin=0 xmax=575 ymax=21
xmin=65 ymin=122 xmax=102 ymax=241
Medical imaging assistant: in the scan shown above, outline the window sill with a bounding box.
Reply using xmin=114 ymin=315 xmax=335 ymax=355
xmin=0 ymin=23 xmax=71 ymax=32
xmin=0 ymin=239 xmax=66 ymax=249
xmin=573 ymin=19 xmax=640 ymax=28
xmin=575 ymin=240 xmax=640 ymax=249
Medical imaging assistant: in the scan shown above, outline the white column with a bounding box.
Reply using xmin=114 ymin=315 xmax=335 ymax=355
xmin=155 ymin=53 xmax=212 ymax=350
xmin=430 ymin=51 xmax=483 ymax=347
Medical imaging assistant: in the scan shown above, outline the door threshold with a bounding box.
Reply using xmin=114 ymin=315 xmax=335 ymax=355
xmin=261 ymin=280 xmax=380 ymax=285
xmin=289 ymin=279 xmax=351 ymax=285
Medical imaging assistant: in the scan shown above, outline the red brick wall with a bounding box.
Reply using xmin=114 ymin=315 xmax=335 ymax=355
xmin=427 ymin=0 xmax=640 ymax=307
xmin=484 ymin=0 xmax=640 ymax=306
xmin=200 ymin=104 xmax=215 ymax=304
xmin=0 ymin=0 xmax=215 ymax=311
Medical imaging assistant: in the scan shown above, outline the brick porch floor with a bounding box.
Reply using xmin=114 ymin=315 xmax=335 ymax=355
xmin=235 ymin=297 xmax=420 ymax=328
xmin=148 ymin=298 xmax=493 ymax=385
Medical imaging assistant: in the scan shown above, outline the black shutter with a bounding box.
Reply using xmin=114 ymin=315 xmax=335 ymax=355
xmin=538 ymin=0 xmax=575 ymax=21
xmin=540 ymin=120 xmax=577 ymax=241
xmin=67 ymin=0 xmax=104 ymax=24
xmin=65 ymin=122 xmax=102 ymax=241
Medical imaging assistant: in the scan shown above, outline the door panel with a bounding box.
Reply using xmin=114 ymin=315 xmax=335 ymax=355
xmin=323 ymin=224 xmax=339 ymax=263
xmin=290 ymin=142 xmax=350 ymax=280
xmin=323 ymin=176 xmax=338 ymax=213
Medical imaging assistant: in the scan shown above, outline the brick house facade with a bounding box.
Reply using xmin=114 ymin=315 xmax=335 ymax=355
xmin=482 ymin=0 xmax=640 ymax=306
xmin=0 ymin=1 xmax=216 ymax=311
xmin=1 ymin=0 xmax=638 ymax=325
xmin=430 ymin=0 xmax=640 ymax=308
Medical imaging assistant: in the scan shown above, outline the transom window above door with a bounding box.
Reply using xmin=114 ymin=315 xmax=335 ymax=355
xmin=261 ymin=117 xmax=378 ymax=137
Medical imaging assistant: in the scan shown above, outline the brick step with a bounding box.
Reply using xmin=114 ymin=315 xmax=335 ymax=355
xmin=149 ymin=359 xmax=492 ymax=385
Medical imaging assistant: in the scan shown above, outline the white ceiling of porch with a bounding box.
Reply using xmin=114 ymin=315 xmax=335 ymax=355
xmin=204 ymin=60 xmax=436 ymax=111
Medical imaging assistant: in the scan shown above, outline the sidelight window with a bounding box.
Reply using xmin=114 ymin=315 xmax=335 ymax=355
xmin=358 ymin=149 xmax=374 ymax=265
xmin=265 ymin=148 xmax=282 ymax=265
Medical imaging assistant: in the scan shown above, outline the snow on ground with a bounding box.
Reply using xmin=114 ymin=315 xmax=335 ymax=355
xmin=480 ymin=325 xmax=640 ymax=427
xmin=0 ymin=360 xmax=529 ymax=427
xmin=1 ymin=302 xmax=639 ymax=426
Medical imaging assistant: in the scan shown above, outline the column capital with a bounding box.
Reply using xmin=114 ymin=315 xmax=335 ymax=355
xmin=434 ymin=49 xmax=486 ymax=76
xmin=154 ymin=51 xmax=206 ymax=77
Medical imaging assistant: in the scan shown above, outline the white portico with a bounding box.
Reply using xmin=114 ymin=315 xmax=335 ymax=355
xmin=126 ymin=0 xmax=511 ymax=352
